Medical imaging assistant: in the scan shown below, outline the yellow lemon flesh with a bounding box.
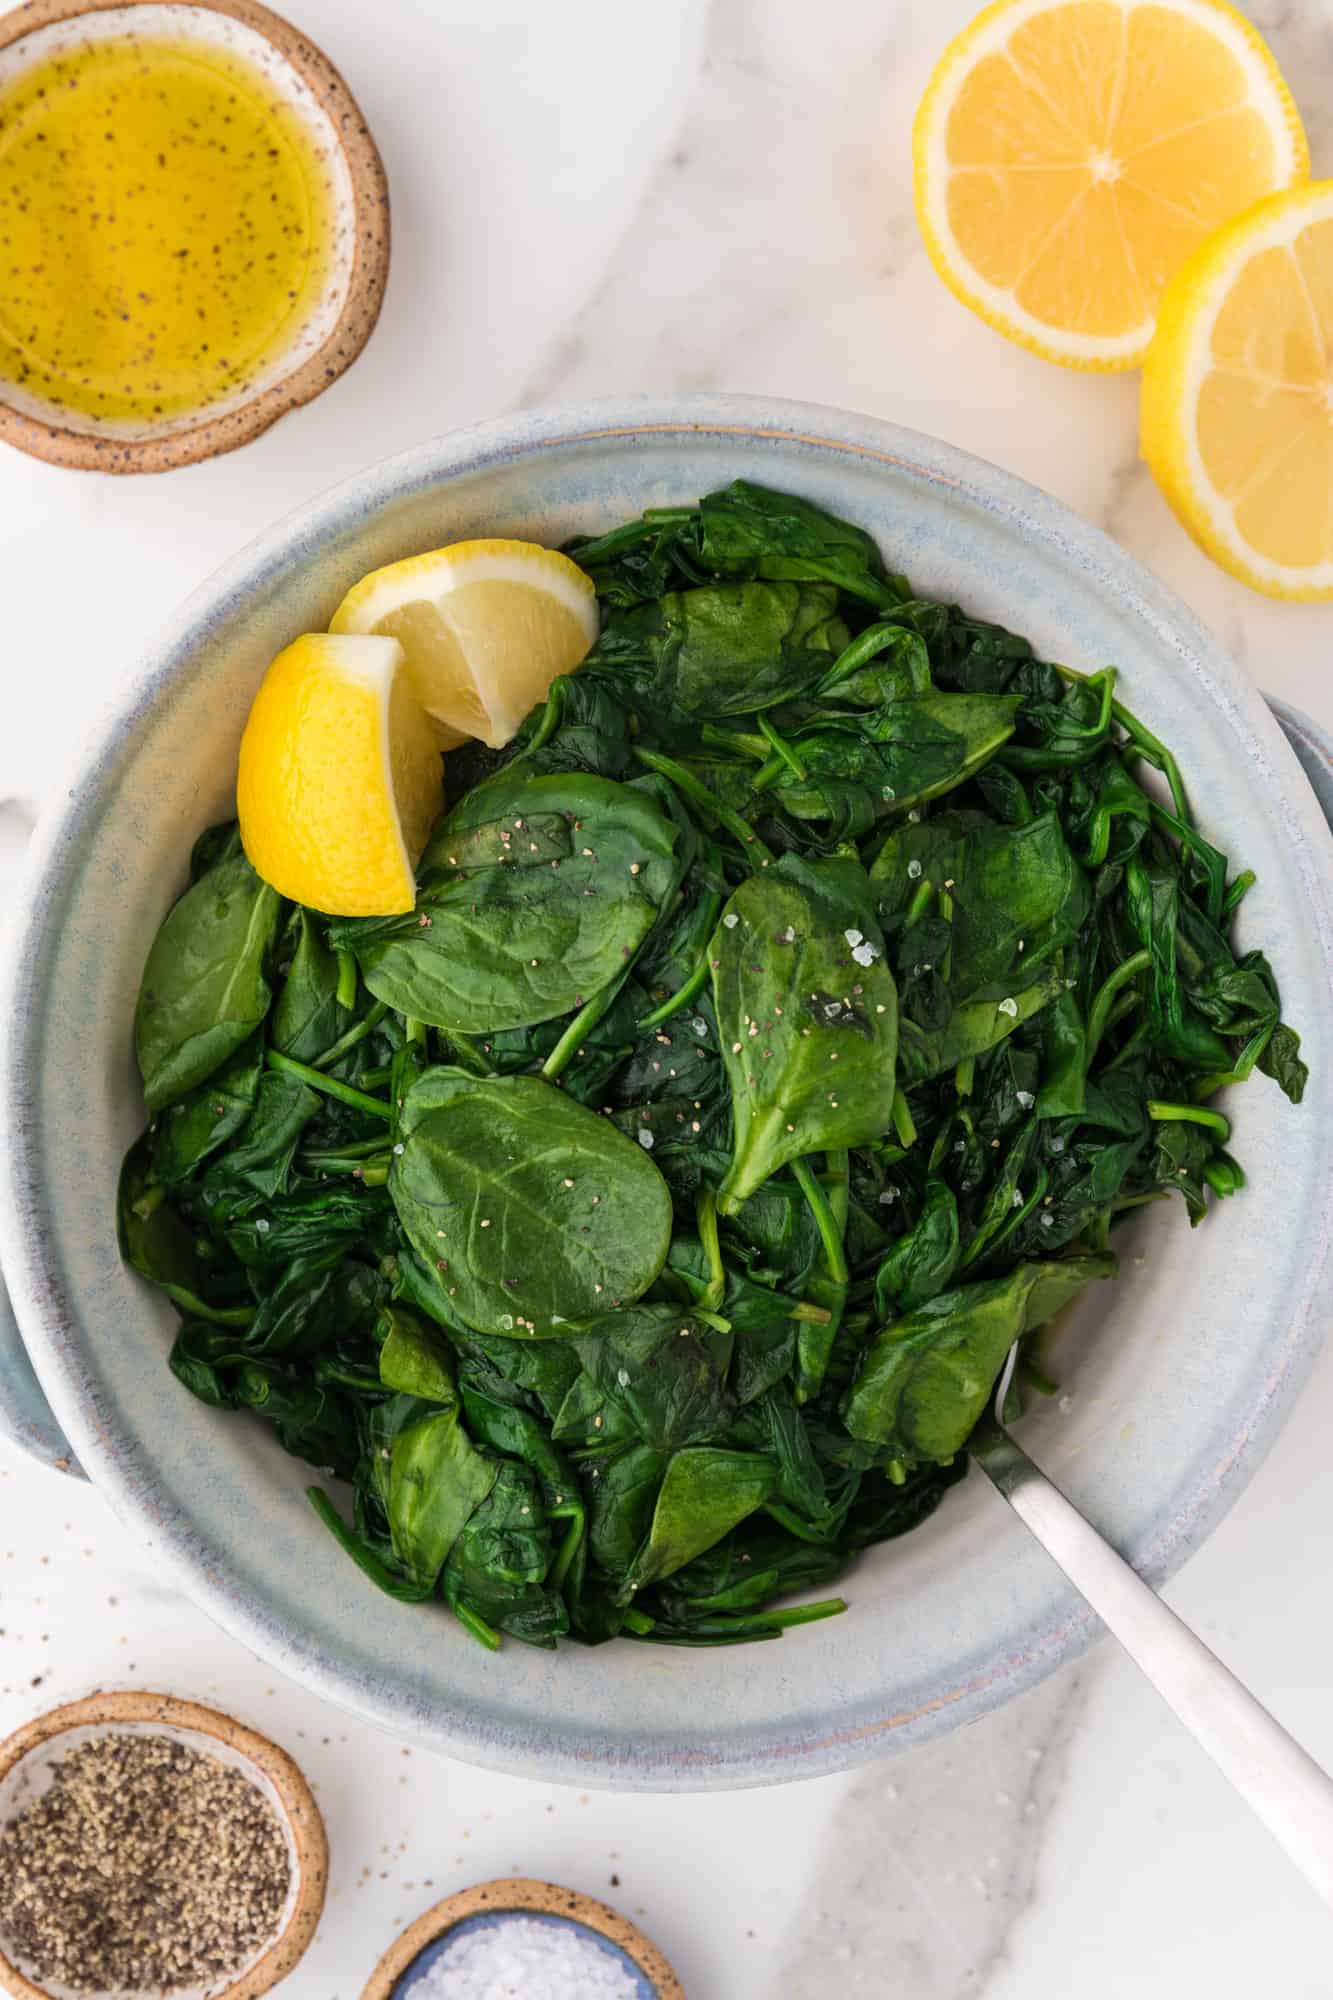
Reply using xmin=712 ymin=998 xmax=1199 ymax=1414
xmin=330 ymin=539 xmax=599 ymax=749
xmin=914 ymin=0 xmax=1307 ymax=369
xmin=1143 ymin=181 xmax=1333 ymax=598
xmin=237 ymin=632 xmax=442 ymax=916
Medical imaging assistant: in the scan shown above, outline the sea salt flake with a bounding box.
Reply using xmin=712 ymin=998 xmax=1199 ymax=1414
xmin=851 ymin=942 xmax=878 ymax=967
xmin=843 ymin=928 xmax=864 ymax=947
xmin=997 ymin=997 xmax=1019 ymax=1018
xmin=723 ymin=912 xmax=740 ymax=929
xmin=906 ymin=859 xmax=922 ymax=880
xmin=637 ymin=1129 xmax=654 ymax=1150
xmin=1015 ymin=1090 xmax=1035 ymax=1109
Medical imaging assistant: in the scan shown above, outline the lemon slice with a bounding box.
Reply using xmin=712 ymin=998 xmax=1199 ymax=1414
xmin=237 ymin=632 xmax=442 ymax=916
xmin=330 ymin=539 xmax=599 ymax=749
xmin=914 ymin=0 xmax=1307 ymax=369
xmin=1143 ymin=182 xmax=1333 ymax=598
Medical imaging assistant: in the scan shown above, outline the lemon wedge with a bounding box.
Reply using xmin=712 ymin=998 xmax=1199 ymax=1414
xmin=913 ymin=0 xmax=1307 ymax=369
xmin=329 ymin=539 xmax=599 ymax=749
xmin=1143 ymin=181 xmax=1333 ymax=598
xmin=237 ymin=632 xmax=442 ymax=916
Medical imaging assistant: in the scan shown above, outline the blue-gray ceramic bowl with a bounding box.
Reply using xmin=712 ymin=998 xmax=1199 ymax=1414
xmin=2 ymin=397 xmax=1331 ymax=1790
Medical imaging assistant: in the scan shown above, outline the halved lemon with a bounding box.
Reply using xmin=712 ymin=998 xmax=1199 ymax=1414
xmin=330 ymin=539 xmax=599 ymax=749
xmin=237 ymin=632 xmax=442 ymax=916
xmin=1143 ymin=181 xmax=1333 ymax=598
xmin=914 ymin=0 xmax=1307 ymax=369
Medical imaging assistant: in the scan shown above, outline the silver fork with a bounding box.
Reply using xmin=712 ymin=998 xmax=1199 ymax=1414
xmin=971 ymin=1347 xmax=1333 ymax=1907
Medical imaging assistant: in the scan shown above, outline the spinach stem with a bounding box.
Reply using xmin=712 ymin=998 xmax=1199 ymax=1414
xmin=891 ymin=1088 xmax=917 ymax=1150
xmin=265 ymin=1048 xmax=393 ymax=1120
xmin=756 ymin=712 xmax=808 ymax=781
xmin=904 ymin=879 xmax=935 ymax=927
xmin=695 ymin=1189 xmax=726 ymax=1311
xmin=621 ymin=1606 xmax=655 ymax=1635
xmin=1190 ymin=1021 xmax=1275 ymax=1097
xmin=315 ymin=1360 xmax=384 ymax=1393
xmin=547 ymin=1504 xmax=585 ymax=1595
xmin=301 ymin=1135 xmax=388 ymax=1164
xmin=568 ymin=513 xmax=688 ymax=566
xmin=314 ymin=999 xmax=389 ymax=1071
xmin=304 ymin=1150 xmax=391 ymax=1176
xmin=632 ymin=747 xmax=775 ymax=864
xmin=954 ymin=1056 xmax=975 ymax=1098
xmin=335 ymin=951 xmax=359 ymax=1012
xmin=764 ymin=1597 xmax=847 ymax=1629
xmin=519 ymin=679 xmax=567 ymax=758
xmin=542 ymin=978 xmax=622 ymax=1081
xmin=1147 ymin=1100 xmax=1231 ymax=1140
xmin=637 ymin=944 xmax=716 ymax=1031
xmin=1223 ymin=868 xmax=1257 ymax=918
xmin=1204 ymin=1153 xmax=1246 ymax=1197
xmin=791 ymin=1158 xmax=850 ymax=1285
xmin=1086 ymin=949 xmax=1152 ymax=1061
xmin=452 ymin=1600 xmax=502 ymax=1651
xmin=814 ymin=620 xmax=925 ymax=695
xmin=701 ymin=723 xmax=769 ymax=763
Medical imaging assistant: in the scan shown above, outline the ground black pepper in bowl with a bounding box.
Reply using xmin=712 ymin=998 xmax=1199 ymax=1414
xmin=0 ymin=1731 xmax=292 ymax=1994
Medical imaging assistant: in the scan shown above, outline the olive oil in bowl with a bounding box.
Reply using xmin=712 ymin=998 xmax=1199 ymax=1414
xmin=0 ymin=7 xmax=357 ymax=443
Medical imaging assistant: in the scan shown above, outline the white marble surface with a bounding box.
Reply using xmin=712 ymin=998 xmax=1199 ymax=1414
xmin=1 ymin=1 xmax=1331 ymax=1993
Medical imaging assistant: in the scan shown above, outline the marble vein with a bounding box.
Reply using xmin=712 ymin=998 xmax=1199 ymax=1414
xmin=776 ymin=1663 xmax=1099 ymax=1997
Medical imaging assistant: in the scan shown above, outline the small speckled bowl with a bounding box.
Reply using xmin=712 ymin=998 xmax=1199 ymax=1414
xmin=0 ymin=1690 xmax=328 ymax=2000
xmin=361 ymin=1879 xmax=683 ymax=2000
xmin=0 ymin=0 xmax=389 ymax=474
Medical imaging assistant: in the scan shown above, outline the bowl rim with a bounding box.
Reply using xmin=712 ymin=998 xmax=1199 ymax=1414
xmin=0 ymin=0 xmax=390 ymax=475
xmin=0 ymin=1688 xmax=328 ymax=1999
xmin=358 ymin=1877 xmax=683 ymax=2000
xmin=2 ymin=393 xmax=1331 ymax=1788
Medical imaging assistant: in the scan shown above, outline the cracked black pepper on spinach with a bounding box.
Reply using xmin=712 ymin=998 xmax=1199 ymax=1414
xmin=119 ymin=482 xmax=1307 ymax=1651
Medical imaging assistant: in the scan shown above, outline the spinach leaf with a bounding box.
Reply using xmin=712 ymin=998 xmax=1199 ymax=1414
xmin=624 ymin=1448 xmax=778 ymax=1596
xmin=844 ymin=1256 xmax=1114 ymax=1463
xmin=118 ymin=1136 xmax=254 ymax=1325
xmin=378 ymin=1391 xmax=498 ymax=1591
xmin=443 ymin=1462 xmax=570 ymax=1648
xmin=697 ymin=481 xmax=905 ymax=607
xmin=875 ymin=1177 xmax=960 ymax=1313
xmin=712 ymin=856 xmax=898 ymax=1210
xmin=150 ymin=1034 xmax=263 ymax=1186
xmin=608 ymin=580 xmax=849 ymax=716
xmin=772 ymin=693 xmax=1020 ymax=825
xmin=568 ymin=1305 xmax=733 ymax=1452
xmin=273 ymin=910 xmax=342 ymax=1062
xmin=135 ymin=848 xmax=282 ymax=1110
xmin=332 ymin=771 xmax=680 ymax=1034
xmin=390 ymin=1070 xmax=674 ymax=1334
xmin=378 ymin=1305 xmax=457 ymax=1402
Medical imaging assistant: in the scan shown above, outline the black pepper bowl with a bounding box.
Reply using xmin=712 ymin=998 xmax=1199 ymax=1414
xmin=0 ymin=1690 xmax=328 ymax=2000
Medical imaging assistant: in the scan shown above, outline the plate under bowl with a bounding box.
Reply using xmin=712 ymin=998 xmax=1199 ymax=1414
xmin=2 ymin=396 xmax=1331 ymax=1788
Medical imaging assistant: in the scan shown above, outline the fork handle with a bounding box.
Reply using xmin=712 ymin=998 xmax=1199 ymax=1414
xmin=976 ymin=1427 xmax=1333 ymax=1907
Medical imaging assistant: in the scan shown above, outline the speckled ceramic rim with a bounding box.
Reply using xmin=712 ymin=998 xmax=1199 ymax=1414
xmin=359 ymin=1878 xmax=683 ymax=2000
xmin=0 ymin=0 xmax=389 ymax=475
xmin=1 ymin=396 xmax=1330 ymax=1790
xmin=0 ymin=1690 xmax=329 ymax=2000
